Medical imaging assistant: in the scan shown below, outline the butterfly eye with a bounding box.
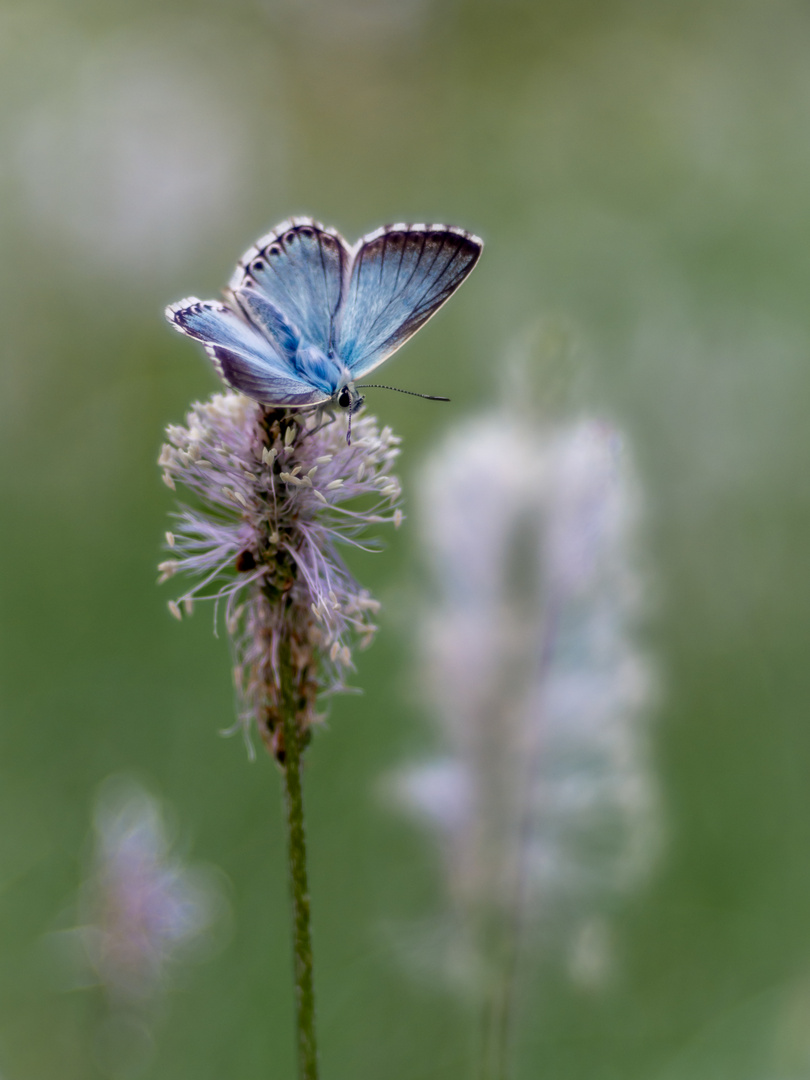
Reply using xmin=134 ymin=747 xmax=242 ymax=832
xmin=337 ymin=387 xmax=352 ymax=409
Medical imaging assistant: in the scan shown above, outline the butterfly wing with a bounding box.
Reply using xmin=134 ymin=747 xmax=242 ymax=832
xmin=229 ymin=217 xmax=350 ymax=354
xmin=166 ymin=298 xmax=330 ymax=407
xmin=231 ymin=286 xmax=300 ymax=360
xmin=336 ymin=224 xmax=482 ymax=380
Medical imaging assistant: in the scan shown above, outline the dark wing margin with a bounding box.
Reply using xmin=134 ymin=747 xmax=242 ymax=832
xmin=336 ymin=224 xmax=482 ymax=379
xmin=229 ymin=217 xmax=350 ymax=355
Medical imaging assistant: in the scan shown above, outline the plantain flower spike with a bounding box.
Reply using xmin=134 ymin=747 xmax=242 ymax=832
xmin=158 ymin=395 xmax=401 ymax=758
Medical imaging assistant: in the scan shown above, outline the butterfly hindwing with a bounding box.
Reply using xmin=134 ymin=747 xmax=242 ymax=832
xmin=212 ymin=351 xmax=329 ymax=407
xmin=166 ymin=298 xmax=329 ymax=407
xmin=230 ymin=217 xmax=349 ymax=354
xmin=336 ymin=224 xmax=482 ymax=380
xmin=231 ymin=287 xmax=299 ymax=361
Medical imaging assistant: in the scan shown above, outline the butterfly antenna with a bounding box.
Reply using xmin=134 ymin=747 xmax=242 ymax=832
xmin=357 ymin=384 xmax=451 ymax=402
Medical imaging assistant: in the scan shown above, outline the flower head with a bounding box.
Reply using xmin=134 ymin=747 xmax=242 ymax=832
xmin=158 ymin=395 xmax=401 ymax=756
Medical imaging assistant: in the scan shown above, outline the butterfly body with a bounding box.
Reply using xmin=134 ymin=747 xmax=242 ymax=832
xmin=166 ymin=218 xmax=482 ymax=415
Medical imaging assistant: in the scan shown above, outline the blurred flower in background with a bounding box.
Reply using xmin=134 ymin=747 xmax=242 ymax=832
xmin=272 ymin=0 xmax=434 ymax=48
xmin=78 ymin=777 xmax=224 ymax=1006
xmin=392 ymin=357 xmax=659 ymax=1042
xmin=12 ymin=31 xmax=263 ymax=283
xmin=44 ymin=777 xmax=227 ymax=1076
xmin=43 ymin=777 xmax=228 ymax=1071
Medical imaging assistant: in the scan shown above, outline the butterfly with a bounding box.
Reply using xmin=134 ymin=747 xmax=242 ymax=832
xmin=166 ymin=217 xmax=483 ymax=422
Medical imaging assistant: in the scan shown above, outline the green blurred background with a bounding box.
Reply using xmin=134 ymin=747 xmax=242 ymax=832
xmin=2 ymin=0 xmax=810 ymax=1077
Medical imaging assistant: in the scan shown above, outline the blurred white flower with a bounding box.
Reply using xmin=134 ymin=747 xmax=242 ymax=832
xmin=271 ymin=0 xmax=433 ymax=48
xmin=15 ymin=37 xmax=257 ymax=278
xmin=394 ymin=407 xmax=659 ymax=990
xmin=79 ymin=777 xmax=223 ymax=1004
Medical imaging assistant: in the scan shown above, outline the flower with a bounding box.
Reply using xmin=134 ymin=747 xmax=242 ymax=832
xmin=158 ymin=394 xmax=401 ymax=757
xmin=393 ymin=409 xmax=658 ymax=987
xmin=79 ymin=778 xmax=219 ymax=1004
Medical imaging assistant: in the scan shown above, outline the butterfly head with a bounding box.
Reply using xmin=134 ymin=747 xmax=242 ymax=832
xmin=335 ymin=381 xmax=365 ymax=446
xmin=336 ymin=383 xmax=364 ymax=414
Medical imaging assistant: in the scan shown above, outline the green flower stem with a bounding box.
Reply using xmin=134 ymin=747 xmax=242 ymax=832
xmin=278 ymin=642 xmax=318 ymax=1080
xmin=478 ymin=910 xmax=516 ymax=1080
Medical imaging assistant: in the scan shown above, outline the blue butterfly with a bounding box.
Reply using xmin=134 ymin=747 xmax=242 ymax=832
xmin=166 ymin=217 xmax=483 ymax=418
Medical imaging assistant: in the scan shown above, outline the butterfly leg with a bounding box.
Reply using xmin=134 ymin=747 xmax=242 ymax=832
xmin=303 ymin=404 xmax=337 ymax=440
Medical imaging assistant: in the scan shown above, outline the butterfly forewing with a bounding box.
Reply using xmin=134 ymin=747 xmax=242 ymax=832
xmin=230 ymin=218 xmax=349 ymax=355
xmin=166 ymin=298 xmax=329 ymax=407
xmin=337 ymin=225 xmax=482 ymax=380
